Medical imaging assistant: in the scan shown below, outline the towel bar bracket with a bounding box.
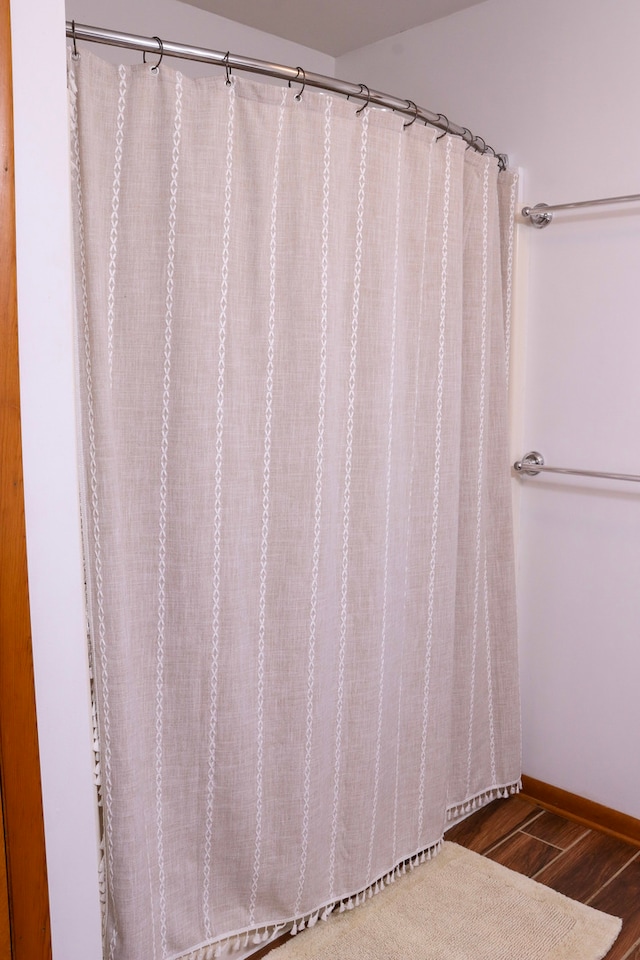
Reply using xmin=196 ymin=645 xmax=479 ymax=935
xmin=513 ymin=451 xmax=545 ymax=475
xmin=521 ymin=204 xmax=553 ymax=228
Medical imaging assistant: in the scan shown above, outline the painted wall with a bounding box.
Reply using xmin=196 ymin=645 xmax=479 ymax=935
xmin=9 ymin=1 xmax=334 ymax=957
xmin=65 ymin=0 xmax=335 ymax=74
xmin=338 ymin=0 xmax=640 ymax=819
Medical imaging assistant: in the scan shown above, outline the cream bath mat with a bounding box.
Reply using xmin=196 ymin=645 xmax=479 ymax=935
xmin=268 ymin=842 xmax=621 ymax=960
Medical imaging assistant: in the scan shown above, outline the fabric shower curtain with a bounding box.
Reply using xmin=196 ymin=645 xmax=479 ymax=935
xmin=69 ymin=50 xmax=521 ymax=960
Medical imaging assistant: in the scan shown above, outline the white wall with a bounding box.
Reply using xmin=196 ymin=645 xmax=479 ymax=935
xmin=10 ymin=2 xmax=334 ymax=958
xmin=66 ymin=0 xmax=335 ymax=74
xmin=338 ymin=0 xmax=640 ymax=819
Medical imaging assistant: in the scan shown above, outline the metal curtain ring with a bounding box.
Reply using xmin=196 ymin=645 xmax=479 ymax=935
xmin=355 ymin=84 xmax=371 ymax=115
xmin=143 ymin=36 xmax=164 ymax=72
xmin=289 ymin=67 xmax=306 ymax=100
xmin=435 ymin=114 xmax=450 ymax=140
xmin=403 ymin=100 xmax=419 ymax=128
xmin=222 ymin=51 xmax=232 ymax=85
xmin=71 ymin=20 xmax=79 ymax=59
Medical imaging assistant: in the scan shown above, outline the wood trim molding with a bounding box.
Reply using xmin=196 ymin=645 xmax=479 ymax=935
xmin=521 ymin=775 xmax=640 ymax=849
xmin=0 ymin=1 xmax=52 ymax=957
xmin=0 ymin=780 xmax=12 ymax=958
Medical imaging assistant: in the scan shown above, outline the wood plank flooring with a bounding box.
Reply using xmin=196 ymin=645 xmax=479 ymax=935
xmin=447 ymin=795 xmax=640 ymax=959
xmin=254 ymin=793 xmax=640 ymax=959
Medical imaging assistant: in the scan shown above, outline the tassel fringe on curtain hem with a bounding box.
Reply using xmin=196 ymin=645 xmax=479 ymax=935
xmin=170 ymin=779 xmax=522 ymax=960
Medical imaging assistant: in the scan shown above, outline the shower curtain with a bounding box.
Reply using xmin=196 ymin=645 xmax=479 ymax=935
xmin=69 ymin=50 xmax=521 ymax=960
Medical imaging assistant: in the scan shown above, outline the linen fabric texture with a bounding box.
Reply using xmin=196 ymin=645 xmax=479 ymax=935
xmin=69 ymin=50 xmax=521 ymax=960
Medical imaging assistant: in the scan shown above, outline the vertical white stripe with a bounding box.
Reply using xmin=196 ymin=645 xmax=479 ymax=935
xmin=69 ymin=56 xmax=118 ymax=960
xmin=394 ymin=136 xmax=434 ymax=863
xmin=329 ymin=110 xmax=369 ymax=898
xmin=107 ymin=65 xmax=127 ymax=390
xmin=368 ymin=129 xmax=402 ymax=879
xmin=504 ymin=173 xmax=518 ymax=393
xmin=155 ymin=71 xmax=183 ymax=959
xmin=294 ymin=96 xmax=333 ymax=919
xmin=203 ymin=81 xmax=235 ymax=939
xmin=465 ymin=157 xmax=490 ymax=797
xmin=484 ymin=547 xmax=497 ymax=783
xmin=391 ymin=651 xmax=404 ymax=867
xmin=250 ymin=88 xmax=288 ymax=926
xmin=146 ymin=824 xmax=158 ymax=960
xmin=417 ymin=136 xmax=452 ymax=841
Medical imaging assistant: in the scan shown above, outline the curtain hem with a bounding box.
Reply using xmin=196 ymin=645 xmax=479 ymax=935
xmin=446 ymin=777 xmax=523 ymax=822
xmin=170 ymin=777 xmax=522 ymax=960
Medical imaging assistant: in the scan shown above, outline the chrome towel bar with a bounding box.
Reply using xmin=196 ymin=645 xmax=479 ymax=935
xmin=522 ymin=192 xmax=640 ymax=227
xmin=513 ymin=451 xmax=640 ymax=484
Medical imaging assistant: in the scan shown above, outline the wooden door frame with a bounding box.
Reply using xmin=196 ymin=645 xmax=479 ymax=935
xmin=0 ymin=1 xmax=52 ymax=957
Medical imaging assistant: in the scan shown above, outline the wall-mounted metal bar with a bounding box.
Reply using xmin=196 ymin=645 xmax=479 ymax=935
xmin=66 ymin=21 xmax=507 ymax=166
xmin=522 ymin=193 xmax=640 ymax=228
xmin=513 ymin=451 xmax=640 ymax=484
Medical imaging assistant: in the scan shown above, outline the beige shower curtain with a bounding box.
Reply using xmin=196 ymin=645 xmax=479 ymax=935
xmin=69 ymin=49 xmax=520 ymax=960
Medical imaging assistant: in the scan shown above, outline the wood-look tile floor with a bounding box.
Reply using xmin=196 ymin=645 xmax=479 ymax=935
xmin=446 ymin=795 xmax=640 ymax=960
xmin=254 ymin=794 xmax=640 ymax=959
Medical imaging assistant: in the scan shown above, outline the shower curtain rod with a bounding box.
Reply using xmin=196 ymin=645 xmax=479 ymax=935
xmin=66 ymin=20 xmax=507 ymax=168
xmin=513 ymin=451 xmax=640 ymax=484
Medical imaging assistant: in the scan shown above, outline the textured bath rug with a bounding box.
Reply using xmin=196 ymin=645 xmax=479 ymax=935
xmin=268 ymin=842 xmax=621 ymax=960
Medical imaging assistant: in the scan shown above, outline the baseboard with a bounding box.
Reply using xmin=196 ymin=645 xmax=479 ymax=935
xmin=520 ymin=775 xmax=640 ymax=849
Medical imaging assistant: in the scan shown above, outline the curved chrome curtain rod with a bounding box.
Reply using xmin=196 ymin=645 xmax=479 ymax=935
xmin=513 ymin=451 xmax=640 ymax=484
xmin=66 ymin=21 xmax=508 ymax=168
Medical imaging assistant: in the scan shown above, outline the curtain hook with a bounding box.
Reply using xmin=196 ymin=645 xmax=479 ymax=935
xmin=355 ymin=84 xmax=371 ymax=115
xmin=71 ymin=20 xmax=79 ymax=59
xmin=143 ymin=36 xmax=164 ymax=73
xmin=403 ymin=100 xmax=419 ymax=128
xmin=288 ymin=67 xmax=306 ymax=100
xmin=222 ymin=51 xmax=232 ymax=85
xmin=460 ymin=126 xmax=474 ymax=146
xmin=435 ymin=114 xmax=450 ymax=140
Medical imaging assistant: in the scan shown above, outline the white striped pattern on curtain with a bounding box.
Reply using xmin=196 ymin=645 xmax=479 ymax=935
xmin=69 ymin=49 xmax=521 ymax=960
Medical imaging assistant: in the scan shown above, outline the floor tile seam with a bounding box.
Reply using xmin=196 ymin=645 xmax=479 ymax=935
xmin=519 ymin=826 xmax=567 ymax=852
xmin=617 ymin=931 xmax=640 ymax=960
xmin=530 ymin=845 xmax=569 ymax=881
xmin=561 ymin=828 xmax=592 ymax=852
xmin=520 ymin=807 xmax=546 ymax=829
xmin=585 ymin=849 xmax=640 ymax=907
xmin=480 ymin=810 xmax=546 ymax=856
xmin=521 ymin=824 xmax=591 ymax=855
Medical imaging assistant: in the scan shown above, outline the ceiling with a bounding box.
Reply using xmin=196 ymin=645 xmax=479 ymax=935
xmin=179 ymin=0 xmax=490 ymax=57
